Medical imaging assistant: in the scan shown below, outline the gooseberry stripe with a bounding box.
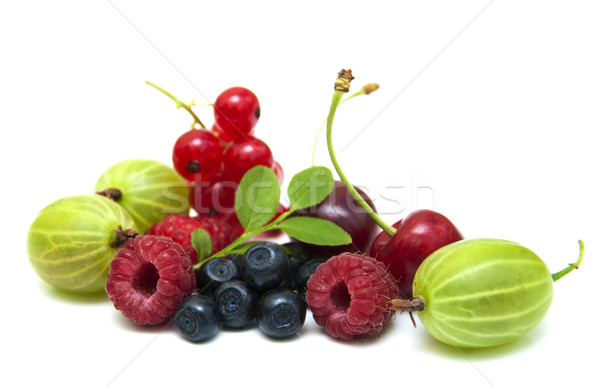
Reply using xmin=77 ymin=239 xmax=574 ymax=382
xmin=427 ymin=258 xmax=548 ymax=297
xmin=35 ymin=244 xmax=106 ymax=265
xmin=424 ymin=292 xmax=553 ymax=348
xmin=431 ymin=291 xmax=553 ymax=323
xmin=430 ymin=276 xmax=551 ymax=304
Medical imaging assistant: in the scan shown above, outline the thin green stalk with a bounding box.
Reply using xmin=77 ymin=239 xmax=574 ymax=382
xmin=311 ymin=83 xmax=379 ymax=166
xmin=194 ymin=208 xmax=296 ymax=268
xmin=551 ymin=240 xmax=585 ymax=282
xmin=146 ymin=81 xmax=206 ymax=128
xmin=325 ymin=71 xmax=396 ymax=237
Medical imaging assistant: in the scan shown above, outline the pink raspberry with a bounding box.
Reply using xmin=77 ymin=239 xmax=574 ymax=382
xmin=105 ymin=235 xmax=196 ymax=325
xmin=146 ymin=214 xmax=242 ymax=264
xmin=305 ymin=253 xmax=399 ymax=340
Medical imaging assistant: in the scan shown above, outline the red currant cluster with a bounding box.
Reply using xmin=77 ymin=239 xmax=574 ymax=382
xmin=170 ymin=86 xmax=286 ymax=228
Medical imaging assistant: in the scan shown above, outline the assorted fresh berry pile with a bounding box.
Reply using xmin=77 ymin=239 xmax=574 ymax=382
xmin=26 ymin=70 xmax=584 ymax=349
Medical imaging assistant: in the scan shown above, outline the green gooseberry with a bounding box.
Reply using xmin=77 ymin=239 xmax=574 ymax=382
xmin=27 ymin=194 xmax=137 ymax=293
xmin=391 ymin=238 xmax=584 ymax=349
xmin=94 ymin=159 xmax=189 ymax=233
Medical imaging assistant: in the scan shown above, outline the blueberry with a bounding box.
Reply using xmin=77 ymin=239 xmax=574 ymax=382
xmin=256 ymin=288 xmax=307 ymax=339
xmin=282 ymin=242 xmax=312 ymax=273
xmin=241 ymin=242 xmax=290 ymax=291
xmin=196 ymin=258 xmax=241 ymax=296
xmin=174 ymin=295 xmax=221 ymax=342
xmin=295 ymin=259 xmax=327 ymax=298
xmin=214 ymin=280 xmax=260 ymax=329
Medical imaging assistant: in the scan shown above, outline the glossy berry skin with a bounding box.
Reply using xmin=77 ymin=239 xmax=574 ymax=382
xmin=172 ymin=129 xmax=224 ymax=182
xmin=191 ymin=179 xmax=237 ymax=215
xmin=174 ymin=295 xmax=221 ymax=342
xmin=294 ymin=181 xmax=380 ymax=258
xmin=195 ymin=258 xmax=241 ymax=296
xmin=256 ymin=288 xmax=307 ymax=339
xmin=283 ymin=242 xmax=312 ymax=273
xmin=412 ymin=239 xmax=554 ymax=348
xmin=295 ymin=259 xmax=327 ymax=298
xmin=214 ymin=280 xmax=260 ymax=329
xmin=213 ymin=87 xmax=260 ymax=142
xmin=370 ymin=209 xmax=463 ymax=298
xmin=271 ymin=161 xmax=284 ymax=185
xmin=241 ymin=242 xmax=291 ymax=291
xmin=221 ymin=137 xmax=273 ymax=183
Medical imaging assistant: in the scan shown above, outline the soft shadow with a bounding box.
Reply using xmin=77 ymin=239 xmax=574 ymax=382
xmin=111 ymin=312 xmax=174 ymax=334
xmin=38 ymin=281 xmax=109 ymax=304
xmin=417 ymin=323 xmax=550 ymax=360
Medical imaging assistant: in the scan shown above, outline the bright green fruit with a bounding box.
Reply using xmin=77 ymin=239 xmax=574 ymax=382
xmin=94 ymin=159 xmax=190 ymax=233
xmin=412 ymin=239 xmax=557 ymax=348
xmin=27 ymin=194 xmax=137 ymax=293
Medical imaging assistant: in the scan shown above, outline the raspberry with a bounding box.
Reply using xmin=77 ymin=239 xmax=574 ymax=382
xmin=305 ymin=253 xmax=399 ymax=340
xmin=146 ymin=214 xmax=242 ymax=264
xmin=105 ymin=235 xmax=196 ymax=325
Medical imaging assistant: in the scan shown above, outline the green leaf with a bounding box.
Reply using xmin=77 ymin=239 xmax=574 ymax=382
xmin=279 ymin=217 xmax=352 ymax=246
xmin=287 ymin=166 xmax=334 ymax=210
xmin=235 ymin=166 xmax=281 ymax=232
xmin=191 ymin=229 xmax=212 ymax=261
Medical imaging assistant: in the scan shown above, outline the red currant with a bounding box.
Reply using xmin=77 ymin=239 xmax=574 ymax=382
xmin=271 ymin=160 xmax=284 ymax=185
xmin=222 ymin=137 xmax=274 ymax=183
xmin=191 ymin=179 xmax=238 ymax=215
xmin=213 ymin=87 xmax=260 ymax=141
xmin=172 ymin=129 xmax=224 ymax=182
xmin=211 ymin=123 xmax=234 ymax=143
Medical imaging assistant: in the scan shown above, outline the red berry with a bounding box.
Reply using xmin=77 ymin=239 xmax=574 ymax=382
xmin=306 ymin=253 xmax=399 ymax=340
xmin=105 ymin=235 xmax=196 ymax=325
xmin=211 ymin=123 xmax=235 ymax=143
xmin=172 ymin=129 xmax=224 ymax=182
xmin=222 ymin=137 xmax=273 ymax=183
xmin=146 ymin=214 xmax=242 ymax=264
xmin=190 ymin=179 xmax=238 ymax=215
xmin=213 ymin=87 xmax=260 ymax=141
xmin=271 ymin=160 xmax=284 ymax=185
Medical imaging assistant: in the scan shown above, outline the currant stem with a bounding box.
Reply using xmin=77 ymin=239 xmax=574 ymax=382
xmin=145 ymin=81 xmax=206 ymax=129
xmin=551 ymin=240 xmax=585 ymax=282
xmin=311 ymin=83 xmax=380 ymax=167
xmin=326 ymin=70 xmax=396 ymax=237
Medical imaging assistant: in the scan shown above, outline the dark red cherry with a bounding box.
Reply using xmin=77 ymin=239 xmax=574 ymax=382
xmin=293 ymin=180 xmax=381 ymax=258
xmin=370 ymin=209 xmax=463 ymax=298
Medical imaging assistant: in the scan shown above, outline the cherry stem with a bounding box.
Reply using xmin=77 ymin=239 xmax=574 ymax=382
xmin=311 ymin=83 xmax=380 ymax=166
xmin=145 ymin=81 xmax=206 ymax=129
xmin=551 ymin=240 xmax=585 ymax=282
xmin=325 ymin=70 xmax=396 ymax=237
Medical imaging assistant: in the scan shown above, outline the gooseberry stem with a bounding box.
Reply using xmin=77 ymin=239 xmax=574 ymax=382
xmin=145 ymin=81 xmax=206 ymax=129
xmin=551 ymin=240 xmax=585 ymax=282
xmin=326 ymin=70 xmax=396 ymax=237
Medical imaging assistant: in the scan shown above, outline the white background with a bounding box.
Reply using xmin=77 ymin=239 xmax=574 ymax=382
xmin=2 ymin=1 xmax=599 ymax=386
